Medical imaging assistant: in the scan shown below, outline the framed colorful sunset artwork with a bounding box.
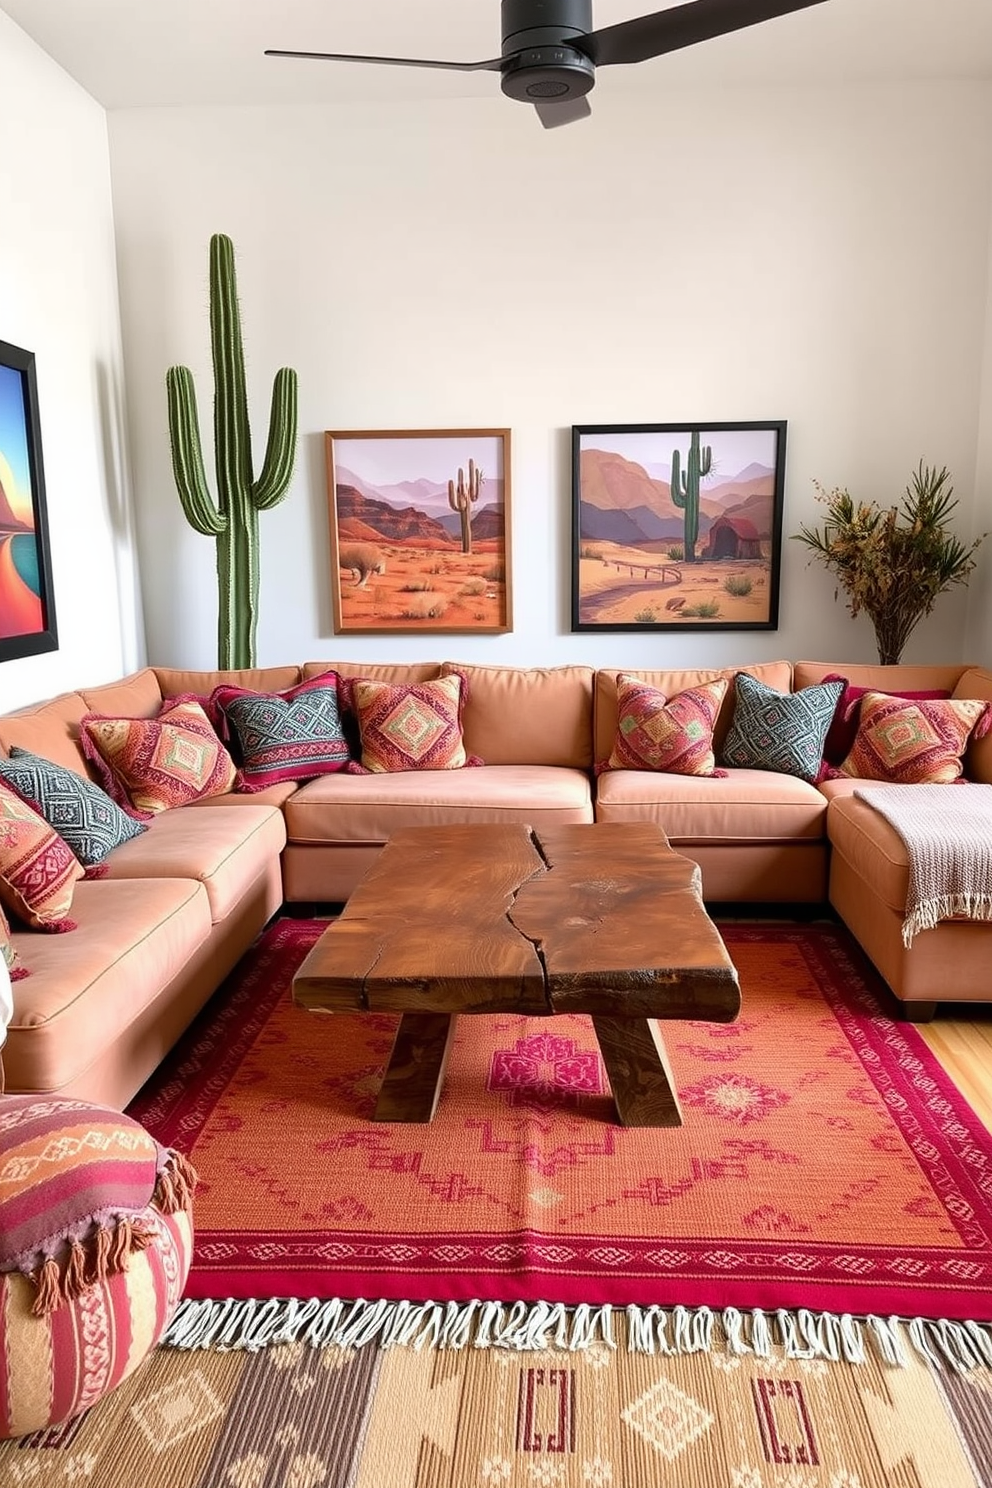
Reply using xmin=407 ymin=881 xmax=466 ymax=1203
xmin=0 ymin=340 xmax=58 ymax=662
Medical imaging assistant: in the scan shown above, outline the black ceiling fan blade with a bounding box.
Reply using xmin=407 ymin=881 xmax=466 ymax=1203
xmin=577 ymin=0 xmax=830 ymax=68
xmin=265 ymin=48 xmax=504 ymax=74
xmin=535 ymin=97 xmax=592 ymax=128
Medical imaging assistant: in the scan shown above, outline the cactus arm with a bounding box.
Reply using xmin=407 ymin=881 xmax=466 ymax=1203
xmin=670 ymin=448 xmax=686 ymax=508
xmin=165 ymin=366 xmax=226 ymax=536
xmin=700 ymin=444 xmax=713 ymax=478
xmin=254 ymin=368 xmax=299 ymax=509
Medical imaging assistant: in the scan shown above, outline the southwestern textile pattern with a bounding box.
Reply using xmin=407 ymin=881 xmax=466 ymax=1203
xmin=80 ymin=698 xmax=238 ymax=818
xmin=2 ymin=1315 xmax=992 ymax=1487
xmin=838 ymin=692 xmax=991 ymax=784
xmin=601 ymin=674 xmax=728 ymax=777
xmin=129 ymin=919 xmax=992 ymax=1325
xmin=0 ymin=745 xmax=146 ymax=865
xmin=211 ymin=671 xmax=351 ymax=790
xmin=345 ymin=672 xmax=477 ymax=772
xmin=721 ymin=673 xmax=845 ymax=782
xmin=0 ymin=778 xmax=83 ymax=931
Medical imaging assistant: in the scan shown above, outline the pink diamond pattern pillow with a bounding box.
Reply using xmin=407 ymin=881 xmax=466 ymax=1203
xmin=601 ymin=674 xmax=729 ymax=777
xmin=838 ymin=692 xmax=991 ymax=784
xmin=347 ymin=672 xmax=480 ymax=773
xmin=0 ymin=781 xmax=83 ymax=932
xmin=80 ymin=698 xmax=238 ymax=818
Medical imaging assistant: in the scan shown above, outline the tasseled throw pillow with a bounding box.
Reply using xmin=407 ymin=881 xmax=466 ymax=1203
xmin=80 ymin=697 xmax=238 ymax=818
xmin=837 ymin=693 xmax=991 ymax=784
xmin=0 ymin=780 xmax=83 ymax=932
xmin=599 ymin=674 xmax=728 ymax=777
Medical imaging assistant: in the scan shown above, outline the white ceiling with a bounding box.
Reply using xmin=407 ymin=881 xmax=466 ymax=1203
xmin=2 ymin=0 xmax=992 ymax=111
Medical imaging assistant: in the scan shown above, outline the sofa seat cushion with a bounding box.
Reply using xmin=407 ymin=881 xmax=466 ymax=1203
xmin=185 ymin=780 xmax=301 ymax=809
xmin=826 ymin=793 xmax=913 ymax=912
xmin=594 ymin=767 xmax=827 ymax=842
xmin=99 ymin=804 xmax=286 ymax=923
xmin=285 ymin=765 xmax=593 ymax=845
xmin=4 ymin=878 xmax=211 ymax=1094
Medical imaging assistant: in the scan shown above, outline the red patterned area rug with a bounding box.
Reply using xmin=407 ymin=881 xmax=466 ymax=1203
xmin=129 ymin=918 xmax=992 ymax=1351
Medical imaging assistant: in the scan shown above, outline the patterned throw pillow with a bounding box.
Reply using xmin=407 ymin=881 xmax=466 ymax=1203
xmin=0 ymin=780 xmax=83 ymax=931
xmin=601 ymin=674 xmax=729 ymax=777
xmin=0 ymin=748 xmax=146 ymax=866
xmin=0 ymin=902 xmax=26 ymax=982
xmin=838 ymin=693 xmax=991 ymax=784
xmin=720 ymin=672 xmax=845 ymax=783
xmin=80 ymin=698 xmax=238 ymax=818
xmin=211 ymin=671 xmax=351 ymax=790
xmin=347 ymin=672 xmax=480 ymax=773
xmin=0 ymin=1095 xmax=196 ymax=1314
xmin=817 ymin=672 xmax=953 ymax=766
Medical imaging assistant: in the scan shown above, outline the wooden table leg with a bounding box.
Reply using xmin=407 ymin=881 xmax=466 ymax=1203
xmin=591 ymin=1016 xmax=683 ymax=1128
xmin=374 ymin=1012 xmax=456 ymax=1123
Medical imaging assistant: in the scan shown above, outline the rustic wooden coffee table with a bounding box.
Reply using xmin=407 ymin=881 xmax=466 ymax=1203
xmin=292 ymin=822 xmax=740 ymax=1127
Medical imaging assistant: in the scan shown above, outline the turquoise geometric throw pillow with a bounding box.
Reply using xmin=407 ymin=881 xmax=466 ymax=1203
xmin=719 ymin=673 xmax=845 ymax=783
xmin=0 ymin=748 xmax=147 ymax=866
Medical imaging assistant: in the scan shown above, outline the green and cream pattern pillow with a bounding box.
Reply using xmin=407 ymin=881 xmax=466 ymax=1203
xmin=0 ymin=749 xmax=146 ymax=867
xmin=720 ymin=672 xmax=845 ymax=783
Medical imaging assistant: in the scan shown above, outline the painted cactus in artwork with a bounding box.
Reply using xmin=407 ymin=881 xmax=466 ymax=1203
xmin=448 ymin=459 xmax=484 ymax=555
xmin=670 ymin=430 xmax=712 ymax=564
xmin=166 ymin=233 xmax=298 ymax=669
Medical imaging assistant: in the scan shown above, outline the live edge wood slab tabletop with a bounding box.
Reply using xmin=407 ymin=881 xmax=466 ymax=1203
xmin=292 ymin=822 xmax=741 ymax=1127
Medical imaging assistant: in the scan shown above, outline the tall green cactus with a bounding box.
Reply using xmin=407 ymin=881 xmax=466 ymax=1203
xmin=166 ymin=233 xmax=298 ymax=669
xmin=448 ymin=458 xmax=484 ymax=554
xmin=670 ymin=430 xmax=712 ymax=563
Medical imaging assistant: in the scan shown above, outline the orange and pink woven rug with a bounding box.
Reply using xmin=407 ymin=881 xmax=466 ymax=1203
xmin=129 ymin=919 xmax=992 ymax=1324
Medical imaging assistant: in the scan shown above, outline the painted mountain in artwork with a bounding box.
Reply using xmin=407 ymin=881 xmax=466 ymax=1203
xmin=335 ymin=485 xmax=504 ymax=546
xmin=336 ymin=465 xmax=505 ymax=519
xmin=579 ymin=447 xmax=775 ymax=547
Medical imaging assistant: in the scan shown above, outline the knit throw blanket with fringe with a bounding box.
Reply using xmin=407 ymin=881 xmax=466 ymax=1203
xmin=854 ymin=783 xmax=992 ymax=946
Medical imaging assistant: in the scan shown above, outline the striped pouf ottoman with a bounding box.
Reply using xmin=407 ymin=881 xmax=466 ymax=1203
xmin=0 ymin=1095 xmax=196 ymax=1437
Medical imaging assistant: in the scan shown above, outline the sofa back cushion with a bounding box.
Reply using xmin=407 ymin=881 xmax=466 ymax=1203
xmin=440 ymin=663 xmax=594 ymax=768
xmin=955 ymin=667 xmax=992 ymax=783
xmin=792 ymin=661 xmax=967 ymax=693
xmin=303 ymin=661 xmax=440 ymax=685
xmin=0 ymin=693 xmax=91 ymax=775
xmin=79 ymin=669 xmax=165 ymax=720
xmin=155 ymin=666 xmax=302 ymax=700
xmin=593 ymin=661 xmax=792 ymax=766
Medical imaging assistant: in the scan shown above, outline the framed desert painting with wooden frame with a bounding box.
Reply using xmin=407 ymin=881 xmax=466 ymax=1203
xmin=0 ymin=338 xmax=58 ymax=662
xmin=571 ymin=420 xmax=786 ymax=632
xmin=326 ymin=429 xmax=512 ymax=634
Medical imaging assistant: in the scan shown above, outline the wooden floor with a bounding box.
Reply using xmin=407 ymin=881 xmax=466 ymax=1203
xmin=918 ymin=1010 xmax=992 ymax=1130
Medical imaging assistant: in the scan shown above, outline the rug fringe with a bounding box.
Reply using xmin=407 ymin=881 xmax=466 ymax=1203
xmin=160 ymin=1299 xmax=992 ymax=1370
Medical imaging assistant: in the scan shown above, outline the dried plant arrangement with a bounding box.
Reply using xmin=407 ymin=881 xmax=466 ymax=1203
xmin=793 ymin=462 xmax=986 ymax=664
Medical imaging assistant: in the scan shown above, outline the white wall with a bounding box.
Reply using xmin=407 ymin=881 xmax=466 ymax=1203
xmin=966 ymin=200 xmax=992 ymax=667
xmin=108 ymin=83 xmax=992 ymax=673
xmin=0 ymin=11 xmax=142 ymax=711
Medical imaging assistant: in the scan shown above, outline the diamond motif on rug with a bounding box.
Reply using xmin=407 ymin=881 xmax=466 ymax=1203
xmin=621 ymin=1379 xmax=713 ymax=1459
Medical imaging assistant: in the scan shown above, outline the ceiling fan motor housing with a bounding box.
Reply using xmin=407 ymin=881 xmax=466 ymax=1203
xmin=499 ymin=0 xmax=596 ymax=102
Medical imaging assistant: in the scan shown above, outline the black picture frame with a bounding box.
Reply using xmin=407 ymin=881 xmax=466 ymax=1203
xmin=571 ymin=420 xmax=786 ymax=632
xmin=0 ymin=339 xmax=58 ymax=662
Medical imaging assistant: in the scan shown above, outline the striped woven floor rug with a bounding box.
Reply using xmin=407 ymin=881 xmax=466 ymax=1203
xmin=4 ymin=1313 xmax=991 ymax=1487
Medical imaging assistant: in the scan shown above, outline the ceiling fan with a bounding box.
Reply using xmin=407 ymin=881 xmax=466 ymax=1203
xmin=266 ymin=0 xmax=830 ymax=129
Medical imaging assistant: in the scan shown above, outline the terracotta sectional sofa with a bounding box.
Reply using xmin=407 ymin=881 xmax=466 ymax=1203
xmin=2 ymin=657 xmax=990 ymax=1106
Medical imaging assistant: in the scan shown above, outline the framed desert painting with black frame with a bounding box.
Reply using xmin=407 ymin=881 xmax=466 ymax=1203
xmin=571 ymin=421 xmax=786 ymax=632
xmin=326 ymin=428 xmax=512 ymax=634
xmin=0 ymin=338 xmax=58 ymax=662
